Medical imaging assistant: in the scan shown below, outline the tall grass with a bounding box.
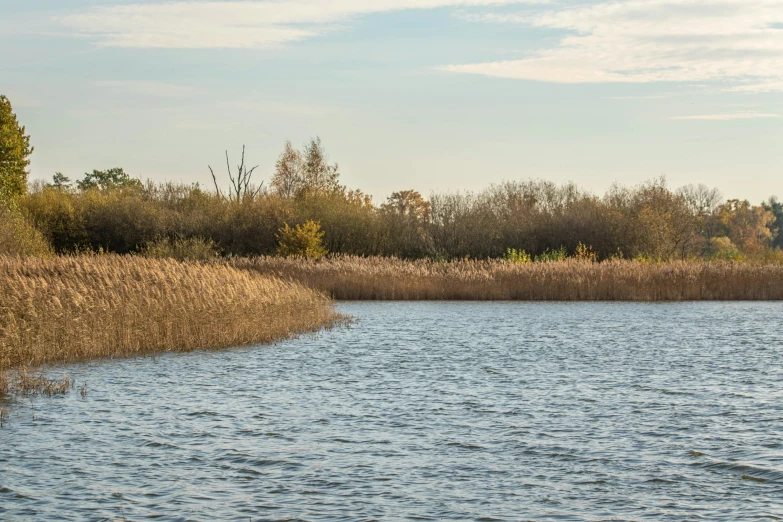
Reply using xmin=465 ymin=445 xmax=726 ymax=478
xmin=0 ymin=255 xmax=340 ymax=375
xmin=233 ymin=256 xmax=783 ymax=301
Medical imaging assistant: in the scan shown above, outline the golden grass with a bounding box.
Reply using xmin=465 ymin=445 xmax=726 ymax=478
xmin=0 ymin=255 xmax=340 ymax=379
xmin=233 ymin=255 xmax=783 ymax=301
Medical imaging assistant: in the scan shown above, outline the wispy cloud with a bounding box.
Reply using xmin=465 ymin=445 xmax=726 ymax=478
xmin=726 ymin=81 xmax=783 ymax=93
xmin=671 ymin=112 xmax=781 ymax=121
xmin=607 ymin=92 xmax=683 ymax=100
xmin=57 ymin=0 xmax=545 ymax=49
xmin=442 ymin=0 xmax=783 ymax=90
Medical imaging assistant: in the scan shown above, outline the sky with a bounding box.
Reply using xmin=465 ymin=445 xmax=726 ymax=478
xmin=1 ymin=0 xmax=781 ymax=203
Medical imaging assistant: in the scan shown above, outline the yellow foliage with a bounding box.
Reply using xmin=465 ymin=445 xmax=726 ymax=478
xmin=276 ymin=220 xmax=328 ymax=260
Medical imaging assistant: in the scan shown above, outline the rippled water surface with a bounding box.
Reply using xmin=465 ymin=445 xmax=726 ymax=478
xmin=2 ymin=302 xmax=783 ymax=521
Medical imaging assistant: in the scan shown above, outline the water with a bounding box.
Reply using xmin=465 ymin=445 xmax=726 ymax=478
xmin=1 ymin=302 xmax=783 ymax=521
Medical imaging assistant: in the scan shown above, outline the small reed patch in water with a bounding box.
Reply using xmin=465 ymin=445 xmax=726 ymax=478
xmin=1 ymin=369 xmax=72 ymax=397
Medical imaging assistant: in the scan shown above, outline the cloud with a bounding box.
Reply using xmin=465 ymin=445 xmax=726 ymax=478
xmin=57 ymin=0 xmax=544 ymax=49
xmin=607 ymin=93 xmax=681 ymax=100
xmin=441 ymin=0 xmax=783 ymax=90
xmin=671 ymin=112 xmax=781 ymax=121
xmin=726 ymin=81 xmax=783 ymax=93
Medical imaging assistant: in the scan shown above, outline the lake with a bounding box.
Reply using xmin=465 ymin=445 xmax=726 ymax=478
xmin=1 ymin=302 xmax=782 ymax=520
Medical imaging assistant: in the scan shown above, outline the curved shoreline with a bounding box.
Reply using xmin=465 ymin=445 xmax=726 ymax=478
xmin=3 ymin=254 xmax=782 ymax=397
xmin=0 ymin=255 xmax=341 ymax=386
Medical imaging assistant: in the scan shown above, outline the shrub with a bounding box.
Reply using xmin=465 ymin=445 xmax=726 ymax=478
xmin=0 ymin=203 xmax=52 ymax=256
xmin=574 ymin=242 xmax=598 ymax=262
xmin=141 ymin=236 xmax=220 ymax=261
xmin=535 ymin=246 xmax=568 ymax=263
xmin=20 ymin=186 xmax=87 ymax=252
xmin=503 ymin=248 xmax=531 ymax=263
xmin=707 ymin=236 xmax=743 ymax=262
xmin=276 ymin=220 xmax=328 ymax=259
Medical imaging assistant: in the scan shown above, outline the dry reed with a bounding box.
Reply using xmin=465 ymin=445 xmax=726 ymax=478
xmin=232 ymin=255 xmax=783 ymax=301
xmin=0 ymin=255 xmax=340 ymax=379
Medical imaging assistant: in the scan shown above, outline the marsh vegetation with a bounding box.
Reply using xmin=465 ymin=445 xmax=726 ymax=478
xmin=1 ymin=92 xmax=782 ymax=390
xmin=234 ymin=255 xmax=783 ymax=301
xmin=0 ymin=255 xmax=340 ymax=394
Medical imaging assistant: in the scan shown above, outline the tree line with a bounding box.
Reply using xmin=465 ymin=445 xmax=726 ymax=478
xmin=2 ymin=93 xmax=782 ymax=261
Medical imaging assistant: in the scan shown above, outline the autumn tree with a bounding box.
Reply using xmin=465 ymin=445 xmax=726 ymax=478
xmin=381 ymin=190 xmax=431 ymax=221
xmin=616 ymin=178 xmax=695 ymax=260
xmin=271 ymin=141 xmax=304 ymax=198
xmin=271 ymin=137 xmax=342 ymax=198
xmin=0 ymin=95 xmax=33 ymax=200
xmin=716 ymin=200 xmax=775 ymax=255
xmin=380 ymin=190 xmax=432 ymax=257
xmin=678 ymin=184 xmax=723 ymax=256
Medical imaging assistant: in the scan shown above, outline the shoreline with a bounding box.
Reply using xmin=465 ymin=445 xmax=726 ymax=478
xmin=234 ymin=255 xmax=783 ymax=301
xmin=3 ymin=253 xmax=782 ymax=398
xmin=0 ymin=255 xmax=341 ymax=395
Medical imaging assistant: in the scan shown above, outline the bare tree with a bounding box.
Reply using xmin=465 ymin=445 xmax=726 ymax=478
xmin=678 ymin=184 xmax=722 ymax=216
xmin=209 ymin=145 xmax=264 ymax=201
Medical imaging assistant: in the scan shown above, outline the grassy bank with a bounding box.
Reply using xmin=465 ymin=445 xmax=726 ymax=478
xmin=0 ymin=255 xmax=340 ymax=389
xmin=233 ymin=256 xmax=783 ymax=301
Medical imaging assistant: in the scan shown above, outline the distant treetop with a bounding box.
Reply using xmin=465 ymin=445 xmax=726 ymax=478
xmin=77 ymin=168 xmax=142 ymax=191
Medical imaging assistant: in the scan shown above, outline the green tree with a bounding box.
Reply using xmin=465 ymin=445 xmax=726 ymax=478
xmin=0 ymin=95 xmax=33 ymax=200
xmin=763 ymin=197 xmax=783 ymax=249
xmin=77 ymin=167 xmax=142 ymax=191
xmin=49 ymin=172 xmax=72 ymax=190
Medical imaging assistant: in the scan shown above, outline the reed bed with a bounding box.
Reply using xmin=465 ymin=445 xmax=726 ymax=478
xmin=232 ymin=256 xmax=783 ymax=301
xmin=0 ymin=255 xmax=340 ymax=379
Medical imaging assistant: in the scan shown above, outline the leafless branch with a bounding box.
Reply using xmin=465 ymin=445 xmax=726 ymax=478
xmin=209 ymin=145 xmax=264 ymax=201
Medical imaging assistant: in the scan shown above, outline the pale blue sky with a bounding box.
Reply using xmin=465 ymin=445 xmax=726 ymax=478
xmin=1 ymin=0 xmax=781 ymax=202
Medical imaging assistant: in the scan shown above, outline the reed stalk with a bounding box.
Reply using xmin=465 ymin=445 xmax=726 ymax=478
xmin=0 ymin=255 xmax=340 ymax=383
xmin=232 ymin=256 xmax=783 ymax=301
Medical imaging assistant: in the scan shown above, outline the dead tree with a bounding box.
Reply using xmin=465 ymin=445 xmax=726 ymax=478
xmin=209 ymin=145 xmax=264 ymax=200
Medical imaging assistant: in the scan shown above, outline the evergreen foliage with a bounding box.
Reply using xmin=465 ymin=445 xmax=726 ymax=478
xmin=77 ymin=168 xmax=142 ymax=191
xmin=0 ymin=95 xmax=33 ymax=201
